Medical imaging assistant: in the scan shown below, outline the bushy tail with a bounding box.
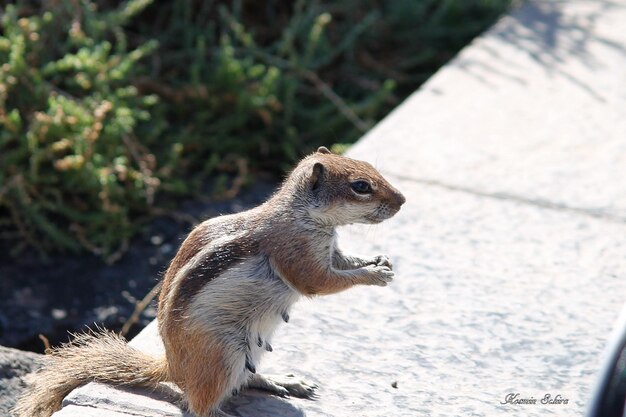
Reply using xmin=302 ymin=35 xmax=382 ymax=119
xmin=13 ymin=328 xmax=168 ymax=417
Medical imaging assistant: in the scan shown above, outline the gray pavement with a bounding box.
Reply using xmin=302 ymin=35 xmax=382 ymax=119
xmin=53 ymin=1 xmax=626 ymax=416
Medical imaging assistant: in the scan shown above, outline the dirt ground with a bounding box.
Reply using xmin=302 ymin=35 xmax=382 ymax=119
xmin=0 ymin=180 xmax=277 ymax=353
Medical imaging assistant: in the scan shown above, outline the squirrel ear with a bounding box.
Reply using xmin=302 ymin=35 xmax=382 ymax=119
xmin=310 ymin=162 xmax=325 ymax=191
xmin=317 ymin=146 xmax=331 ymax=154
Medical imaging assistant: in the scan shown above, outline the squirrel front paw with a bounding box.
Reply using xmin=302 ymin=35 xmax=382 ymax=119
xmin=363 ymin=264 xmax=394 ymax=286
xmin=370 ymin=254 xmax=393 ymax=269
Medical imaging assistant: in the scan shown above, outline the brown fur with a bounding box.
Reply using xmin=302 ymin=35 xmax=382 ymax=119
xmin=165 ymin=326 xmax=229 ymax=416
xmin=155 ymin=148 xmax=404 ymax=413
xmin=268 ymin=234 xmax=362 ymax=296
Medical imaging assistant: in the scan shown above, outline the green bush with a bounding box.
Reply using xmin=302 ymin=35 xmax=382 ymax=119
xmin=0 ymin=0 xmax=511 ymax=259
xmin=0 ymin=1 xmax=161 ymax=258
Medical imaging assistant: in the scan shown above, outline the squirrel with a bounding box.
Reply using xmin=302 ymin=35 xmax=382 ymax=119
xmin=14 ymin=146 xmax=405 ymax=417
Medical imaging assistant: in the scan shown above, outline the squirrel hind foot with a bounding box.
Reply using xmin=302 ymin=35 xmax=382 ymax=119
xmin=247 ymin=374 xmax=318 ymax=400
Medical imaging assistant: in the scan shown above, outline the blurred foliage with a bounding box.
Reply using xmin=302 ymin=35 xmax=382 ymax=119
xmin=0 ymin=0 xmax=511 ymax=259
xmin=0 ymin=1 xmax=160 ymax=259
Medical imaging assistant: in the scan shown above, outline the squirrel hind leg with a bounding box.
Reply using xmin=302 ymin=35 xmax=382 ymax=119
xmin=170 ymin=336 xmax=233 ymax=417
xmin=246 ymin=373 xmax=318 ymax=399
xmin=184 ymin=364 xmax=232 ymax=417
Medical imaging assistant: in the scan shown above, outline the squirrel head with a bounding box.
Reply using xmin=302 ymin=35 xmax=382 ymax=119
xmin=289 ymin=146 xmax=405 ymax=226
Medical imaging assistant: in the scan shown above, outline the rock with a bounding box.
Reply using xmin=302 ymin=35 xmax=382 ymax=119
xmin=0 ymin=346 xmax=44 ymax=415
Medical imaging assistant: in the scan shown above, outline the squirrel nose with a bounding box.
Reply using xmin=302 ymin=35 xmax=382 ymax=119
xmin=394 ymin=191 xmax=406 ymax=207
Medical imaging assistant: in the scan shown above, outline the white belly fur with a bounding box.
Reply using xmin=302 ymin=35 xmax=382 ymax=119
xmin=187 ymin=255 xmax=300 ymax=395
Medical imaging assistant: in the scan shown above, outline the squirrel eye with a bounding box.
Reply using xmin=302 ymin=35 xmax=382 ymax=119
xmin=351 ymin=180 xmax=372 ymax=194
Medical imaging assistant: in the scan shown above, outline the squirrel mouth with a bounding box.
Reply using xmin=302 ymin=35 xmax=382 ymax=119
xmin=366 ymin=207 xmax=400 ymax=223
xmin=364 ymin=214 xmax=385 ymax=224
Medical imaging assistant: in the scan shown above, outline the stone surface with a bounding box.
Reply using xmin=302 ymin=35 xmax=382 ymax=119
xmin=53 ymin=405 xmax=139 ymax=417
xmin=52 ymin=1 xmax=626 ymax=416
xmin=63 ymin=381 xmax=183 ymax=417
xmin=0 ymin=346 xmax=44 ymax=415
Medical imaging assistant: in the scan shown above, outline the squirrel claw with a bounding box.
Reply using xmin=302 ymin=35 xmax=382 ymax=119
xmin=372 ymin=254 xmax=393 ymax=269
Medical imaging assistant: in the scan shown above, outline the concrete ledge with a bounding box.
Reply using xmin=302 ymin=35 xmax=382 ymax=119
xmin=350 ymin=0 xmax=626 ymax=221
